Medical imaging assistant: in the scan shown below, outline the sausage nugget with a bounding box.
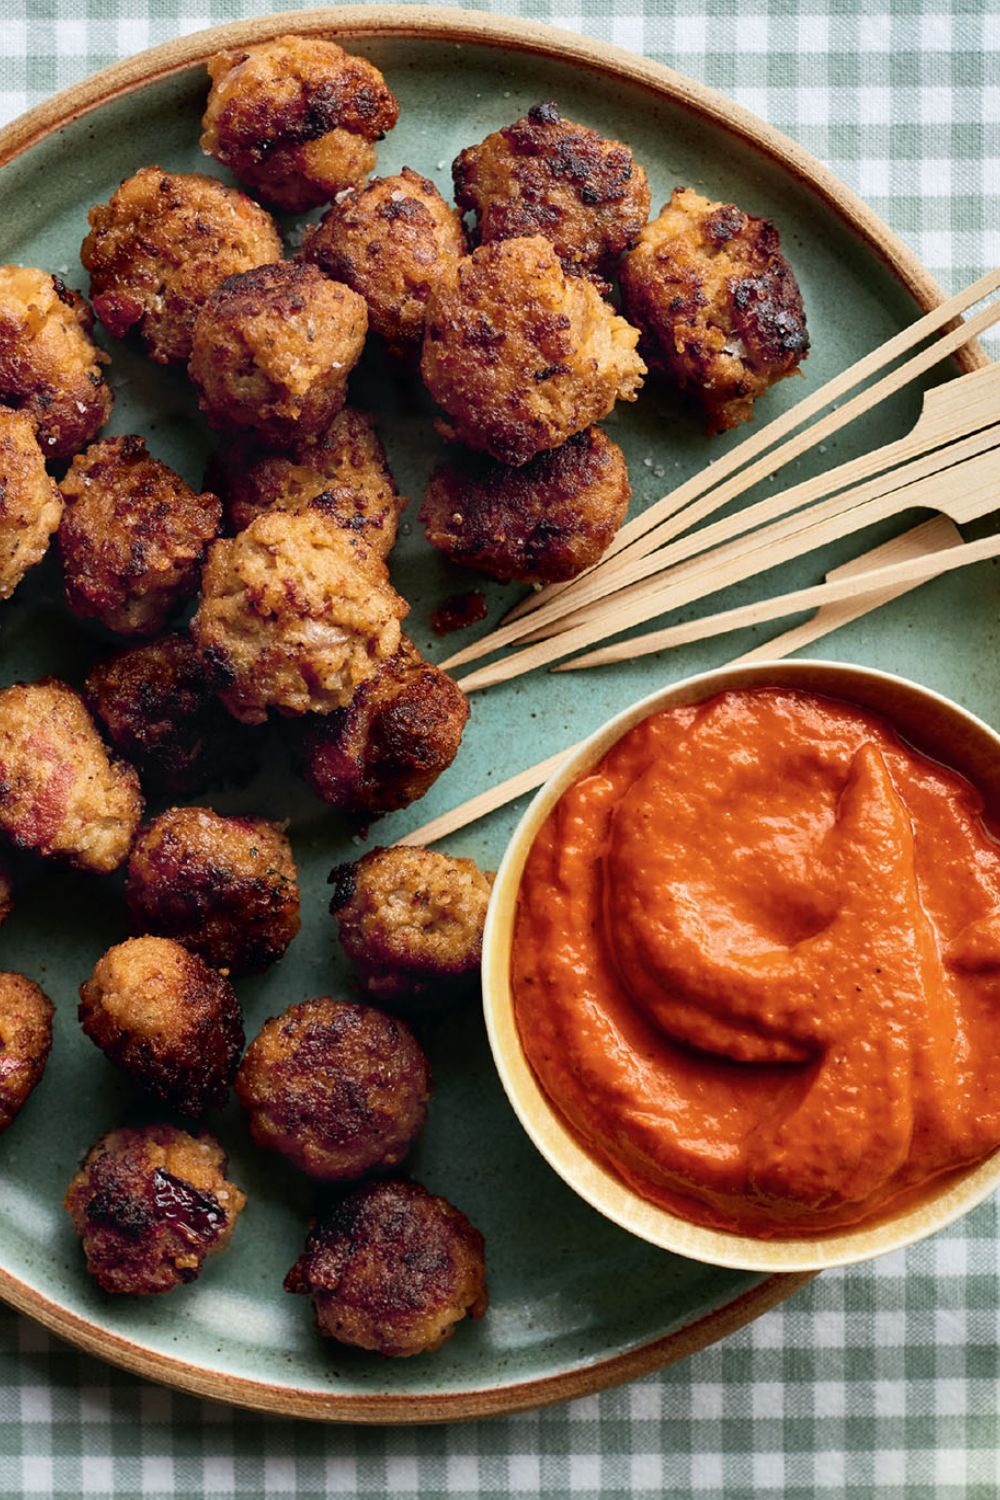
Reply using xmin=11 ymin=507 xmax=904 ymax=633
xmin=85 ymin=633 xmax=255 ymax=799
xmin=620 ymin=187 xmax=809 ymax=432
xmin=421 ymin=425 xmax=629 ymax=584
xmin=303 ymin=168 xmax=467 ymax=358
xmin=236 ymin=996 xmax=430 ymax=1181
xmin=453 ymin=100 xmax=649 ymax=289
xmin=0 ymin=973 xmax=54 ymax=1134
xmin=421 ymin=235 xmax=645 ymax=466
xmin=285 ymin=1179 xmax=487 ymax=1356
xmin=79 ymin=937 xmax=245 ymax=1117
xmin=58 ymin=436 xmax=221 ymax=637
xmin=330 ymin=845 xmax=493 ymax=1008
xmin=0 ymin=680 xmax=142 ymax=872
xmin=0 ymin=408 xmax=63 ymax=601
xmin=81 ymin=167 xmax=282 ymax=365
xmin=0 ymin=265 xmax=112 ymax=460
xmin=192 ymin=510 xmax=407 ymax=724
xmin=125 ymin=806 xmax=300 ymax=976
xmin=189 ymin=262 xmax=368 ymax=446
xmin=201 ymin=34 xmax=400 ymax=213
xmin=207 ymin=407 xmax=406 ymax=556
xmin=296 ymin=639 xmax=468 ymax=819
xmin=64 ymin=1123 xmax=245 ymax=1295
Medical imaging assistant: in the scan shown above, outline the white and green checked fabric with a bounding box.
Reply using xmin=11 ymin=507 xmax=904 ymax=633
xmin=1 ymin=2 xmax=999 ymax=1496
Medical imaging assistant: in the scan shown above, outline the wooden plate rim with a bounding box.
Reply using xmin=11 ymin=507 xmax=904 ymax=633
xmin=0 ymin=5 xmax=976 ymax=1422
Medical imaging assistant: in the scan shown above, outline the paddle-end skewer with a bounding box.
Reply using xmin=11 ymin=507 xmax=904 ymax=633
xmin=403 ymin=518 xmax=964 ymax=845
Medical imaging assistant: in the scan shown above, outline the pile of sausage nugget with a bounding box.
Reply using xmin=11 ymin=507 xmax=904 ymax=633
xmin=0 ymin=33 xmax=807 ymax=1357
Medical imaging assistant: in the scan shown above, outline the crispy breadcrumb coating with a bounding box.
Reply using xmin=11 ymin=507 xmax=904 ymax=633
xmin=0 ymin=679 xmax=142 ymax=872
xmin=620 ymin=187 xmax=809 ymax=432
xmin=80 ymin=936 xmax=245 ymax=1116
xmin=192 ymin=510 xmax=407 ymax=724
xmin=295 ymin=639 xmax=468 ymax=819
xmin=0 ymin=265 xmax=112 ymax=460
xmin=189 ymin=261 xmax=368 ymax=445
xmin=285 ymin=1178 xmax=487 ymax=1356
xmin=421 ymin=235 xmax=644 ymax=465
xmin=125 ymin=806 xmax=300 ymax=976
xmin=236 ymin=995 xmax=430 ymax=1181
xmin=81 ymin=168 xmax=282 ymax=365
xmin=206 ymin=408 xmax=406 ymax=557
xmin=330 ymin=845 xmax=493 ymax=1008
xmin=58 ymin=436 xmax=221 ymax=637
xmin=201 ymin=34 xmax=400 ymax=212
xmin=0 ymin=972 xmax=54 ymax=1133
xmin=0 ymin=407 xmax=63 ymax=600
xmin=64 ymin=1124 xmax=245 ymax=1295
xmin=453 ymin=100 xmax=649 ymax=288
xmin=303 ymin=168 xmax=467 ymax=357
xmin=421 ymin=425 xmax=629 ymax=583
xmin=85 ymin=633 xmax=256 ymax=798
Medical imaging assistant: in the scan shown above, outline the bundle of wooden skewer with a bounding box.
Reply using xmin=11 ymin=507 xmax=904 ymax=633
xmin=401 ymin=268 xmax=1000 ymax=847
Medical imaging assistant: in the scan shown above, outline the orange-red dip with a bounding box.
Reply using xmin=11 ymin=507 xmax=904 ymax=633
xmin=512 ymin=687 xmax=1000 ymax=1237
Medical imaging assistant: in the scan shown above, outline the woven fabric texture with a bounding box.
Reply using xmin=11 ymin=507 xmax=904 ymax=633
xmin=1 ymin=2 xmax=998 ymax=1496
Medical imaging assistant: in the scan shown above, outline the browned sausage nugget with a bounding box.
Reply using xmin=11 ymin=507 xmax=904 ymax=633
xmin=421 ymin=425 xmax=630 ymax=584
xmin=421 ymin=235 xmax=644 ymax=466
xmin=0 ymin=680 xmax=142 ymax=872
xmin=201 ymin=34 xmax=400 ymax=213
xmin=125 ymin=806 xmax=300 ymax=976
xmin=296 ymin=639 xmax=468 ymax=819
xmin=58 ymin=437 xmax=221 ymax=637
xmin=192 ymin=511 xmax=407 ymax=724
xmin=236 ymin=996 xmax=429 ymax=1181
xmin=85 ymin=633 xmax=256 ymax=799
xmin=303 ymin=168 xmax=467 ymax=358
xmin=620 ymin=188 xmax=809 ymax=433
xmin=453 ymin=101 xmax=649 ymax=289
xmin=0 ymin=973 xmax=54 ymax=1133
xmin=0 ymin=408 xmax=63 ymax=601
xmin=189 ymin=262 xmax=368 ymax=446
xmin=331 ymin=845 xmax=493 ymax=1008
xmin=207 ymin=407 xmax=406 ymax=557
xmin=0 ymin=266 xmax=112 ymax=460
xmin=64 ymin=1124 xmax=245 ymax=1295
xmin=81 ymin=168 xmax=282 ymax=365
xmin=285 ymin=1179 xmax=487 ymax=1356
xmin=80 ymin=937 xmax=245 ymax=1116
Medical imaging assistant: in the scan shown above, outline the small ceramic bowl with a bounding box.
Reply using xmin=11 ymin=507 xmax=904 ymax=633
xmin=482 ymin=659 xmax=1000 ymax=1272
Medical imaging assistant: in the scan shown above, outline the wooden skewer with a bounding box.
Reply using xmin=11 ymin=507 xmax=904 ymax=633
xmin=395 ymin=743 xmax=583 ymax=848
xmin=518 ymin=370 xmax=1000 ymax=644
xmin=440 ymin=295 xmax=1000 ymax=672
xmin=498 ymin=264 xmax=1000 ymax=628
xmin=556 ymin=530 xmax=1000 ymax=671
xmin=727 ymin=515 xmax=962 ymax=666
xmin=399 ymin=516 xmax=961 ymax=846
xmin=454 ymin=442 xmax=1000 ymax=692
xmin=525 ymin=424 xmax=1000 ymax=651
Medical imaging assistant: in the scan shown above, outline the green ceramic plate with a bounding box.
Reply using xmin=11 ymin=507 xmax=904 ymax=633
xmin=0 ymin=8 xmax=988 ymax=1423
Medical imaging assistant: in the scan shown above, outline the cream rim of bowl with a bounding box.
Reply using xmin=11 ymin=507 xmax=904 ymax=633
xmin=482 ymin=658 xmax=1000 ymax=1274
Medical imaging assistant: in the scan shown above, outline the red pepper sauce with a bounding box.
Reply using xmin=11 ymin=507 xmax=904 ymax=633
xmin=512 ymin=687 xmax=1000 ymax=1237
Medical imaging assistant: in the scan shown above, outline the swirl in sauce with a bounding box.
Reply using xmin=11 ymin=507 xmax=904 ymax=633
xmin=512 ymin=687 xmax=1000 ymax=1237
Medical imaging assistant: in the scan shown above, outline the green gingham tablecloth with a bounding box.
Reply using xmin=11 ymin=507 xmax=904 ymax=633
xmin=2 ymin=1 xmax=999 ymax=1495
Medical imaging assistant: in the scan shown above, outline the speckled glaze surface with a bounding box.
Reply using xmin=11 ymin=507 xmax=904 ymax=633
xmin=0 ymin=10 xmax=992 ymax=1422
